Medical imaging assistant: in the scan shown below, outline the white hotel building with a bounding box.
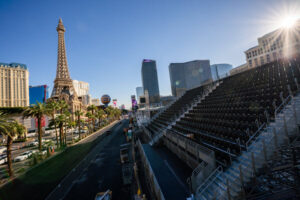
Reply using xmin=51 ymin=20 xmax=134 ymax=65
xmin=245 ymin=19 xmax=300 ymax=68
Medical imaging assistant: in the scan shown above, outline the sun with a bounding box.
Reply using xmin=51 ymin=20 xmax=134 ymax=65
xmin=279 ymin=15 xmax=298 ymax=28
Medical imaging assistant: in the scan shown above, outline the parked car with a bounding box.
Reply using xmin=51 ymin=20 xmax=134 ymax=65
xmin=0 ymin=147 xmax=6 ymax=154
xmin=40 ymin=150 xmax=47 ymax=155
xmin=14 ymin=150 xmax=38 ymax=162
xmin=0 ymin=154 xmax=7 ymax=165
xmin=0 ymin=157 xmax=7 ymax=165
xmin=14 ymin=152 xmax=30 ymax=162
xmin=42 ymin=139 xmax=51 ymax=143
xmin=27 ymin=141 xmax=38 ymax=147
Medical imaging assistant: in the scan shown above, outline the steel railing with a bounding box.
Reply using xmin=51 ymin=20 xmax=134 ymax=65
xmin=195 ymin=92 xmax=300 ymax=199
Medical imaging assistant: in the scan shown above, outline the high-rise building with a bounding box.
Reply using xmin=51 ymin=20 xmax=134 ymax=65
xmin=49 ymin=18 xmax=82 ymax=113
xmin=169 ymin=60 xmax=212 ymax=97
xmin=91 ymin=98 xmax=100 ymax=106
xmin=73 ymin=80 xmax=89 ymax=96
xmin=29 ymin=85 xmax=49 ymax=105
xmin=210 ymin=64 xmax=232 ymax=81
xmin=245 ymin=19 xmax=300 ymax=68
xmin=73 ymin=80 xmax=90 ymax=105
xmin=79 ymin=94 xmax=91 ymax=106
xmin=136 ymin=87 xmax=144 ymax=103
xmin=141 ymin=59 xmax=160 ymax=104
xmin=0 ymin=63 xmax=29 ymax=107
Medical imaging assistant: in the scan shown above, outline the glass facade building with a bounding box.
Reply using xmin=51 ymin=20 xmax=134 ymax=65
xmin=210 ymin=64 xmax=232 ymax=81
xmin=141 ymin=59 xmax=160 ymax=103
xmin=169 ymin=60 xmax=212 ymax=97
xmin=136 ymin=87 xmax=144 ymax=103
xmin=29 ymin=85 xmax=49 ymax=105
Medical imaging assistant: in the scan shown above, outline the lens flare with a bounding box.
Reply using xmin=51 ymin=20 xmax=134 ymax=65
xmin=279 ymin=16 xmax=297 ymax=28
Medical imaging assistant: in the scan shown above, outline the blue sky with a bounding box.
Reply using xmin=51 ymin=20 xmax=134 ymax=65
xmin=1 ymin=0 xmax=299 ymax=108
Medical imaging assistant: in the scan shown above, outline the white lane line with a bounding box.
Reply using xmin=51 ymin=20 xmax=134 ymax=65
xmin=164 ymin=160 xmax=189 ymax=193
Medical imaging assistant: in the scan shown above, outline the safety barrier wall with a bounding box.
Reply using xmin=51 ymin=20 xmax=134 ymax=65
xmin=137 ymin=140 xmax=165 ymax=200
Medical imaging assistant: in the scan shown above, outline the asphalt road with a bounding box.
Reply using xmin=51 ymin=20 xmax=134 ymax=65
xmin=46 ymin=119 xmax=130 ymax=200
xmin=143 ymin=144 xmax=191 ymax=200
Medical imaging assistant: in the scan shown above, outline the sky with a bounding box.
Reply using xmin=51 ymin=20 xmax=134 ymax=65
xmin=1 ymin=0 xmax=300 ymax=108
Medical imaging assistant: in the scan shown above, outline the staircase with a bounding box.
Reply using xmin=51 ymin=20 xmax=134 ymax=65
xmin=149 ymin=81 xmax=222 ymax=146
xmin=195 ymin=93 xmax=300 ymax=200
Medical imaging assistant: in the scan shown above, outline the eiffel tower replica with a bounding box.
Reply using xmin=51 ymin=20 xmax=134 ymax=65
xmin=50 ymin=18 xmax=82 ymax=113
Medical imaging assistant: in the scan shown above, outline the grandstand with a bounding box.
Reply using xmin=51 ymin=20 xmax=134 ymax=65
xmin=141 ymin=55 xmax=300 ymax=199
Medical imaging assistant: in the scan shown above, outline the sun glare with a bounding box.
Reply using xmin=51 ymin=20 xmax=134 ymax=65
xmin=279 ymin=16 xmax=298 ymax=28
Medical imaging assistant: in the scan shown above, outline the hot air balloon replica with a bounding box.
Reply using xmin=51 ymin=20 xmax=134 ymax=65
xmin=101 ymin=94 xmax=111 ymax=107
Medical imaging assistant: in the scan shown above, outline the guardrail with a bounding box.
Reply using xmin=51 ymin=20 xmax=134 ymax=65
xmin=245 ymin=94 xmax=293 ymax=151
xmin=245 ymin=123 xmax=266 ymax=150
xmin=195 ymin=165 xmax=223 ymax=198
xmin=137 ymin=140 xmax=165 ymax=200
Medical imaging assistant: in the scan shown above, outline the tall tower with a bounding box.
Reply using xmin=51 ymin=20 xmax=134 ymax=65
xmin=50 ymin=18 xmax=82 ymax=113
xmin=51 ymin=18 xmax=76 ymax=98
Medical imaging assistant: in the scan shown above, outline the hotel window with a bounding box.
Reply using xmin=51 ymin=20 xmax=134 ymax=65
xmin=254 ymin=58 xmax=258 ymax=66
xmin=249 ymin=60 xmax=252 ymax=67
xmin=260 ymin=56 xmax=264 ymax=65
xmin=266 ymin=54 xmax=271 ymax=62
xmin=273 ymin=52 xmax=277 ymax=60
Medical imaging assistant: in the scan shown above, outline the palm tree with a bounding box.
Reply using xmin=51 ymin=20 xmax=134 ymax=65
xmin=114 ymin=108 xmax=121 ymax=120
xmin=63 ymin=110 xmax=71 ymax=145
xmin=57 ymin=100 xmax=68 ymax=114
xmin=85 ymin=112 xmax=94 ymax=133
xmin=95 ymin=109 xmax=106 ymax=128
xmin=23 ymin=102 xmax=47 ymax=151
xmin=87 ymin=105 xmax=97 ymax=131
xmin=55 ymin=100 xmax=68 ymax=147
xmin=0 ymin=113 xmax=25 ymax=177
xmin=75 ymin=110 xmax=83 ymax=139
xmin=55 ymin=114 xmax=66 ymax=146
xmin=68 ymin=121 xmax=76 ymax=143
xmin=8 ymin=121 xmax=26 ymax=176
xmin=46 ymin=100 xmax=59 ymax=147
xmin=0 ymin=112 xmax=10 ymax=175
xmin=105 ymin=106 xmax=112 ymax=122
xmin=106 ymin=106 xmax=119 ymax=121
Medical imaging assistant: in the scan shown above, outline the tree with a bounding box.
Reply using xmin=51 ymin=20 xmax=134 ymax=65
xmin=105 ymin=106 xmax=114 ymax=122
xmin=105 ymin=106 xmax=121 ymax=121
xmin=85 ymin=112 xmax=95 ymax=133
xmin=56 ymin=100 xmax=68 ymax=147
xmin=46 ymin=100 xmax=59 ymax=147
xmin=87 ymin=105 xmax=97 ymax=131
xmin=75 ymin=110 xmax=83 ymax=139
xmin=68 ymin=120 xmax=76 ymax=143
xmin=63 ymin=110 xmax=71 ymax=145
xmin=23 ymin=103 xmax=47 ymax=151
xmin=0 ymin=113 xmax=25 ymax=177
xmin=95 ymin=109 xmax=106 ymax=128
xmin=55 ymin=114 xmax=66 ymax=147
xmin=114 ymin=108 xmax=121 ymax=119
xmin=57 ymin=100 xmax=68 ymax=114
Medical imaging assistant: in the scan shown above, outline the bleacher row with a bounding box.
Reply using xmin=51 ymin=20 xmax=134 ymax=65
xmin=168 ymin=56 xmax=300 ymax=167
xmin=145 ymin=85 xmax=206 ymax=136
